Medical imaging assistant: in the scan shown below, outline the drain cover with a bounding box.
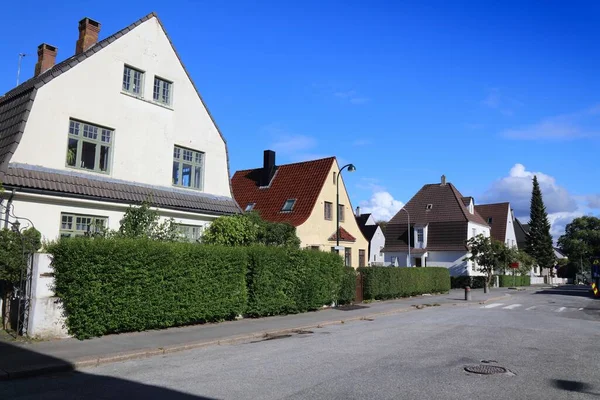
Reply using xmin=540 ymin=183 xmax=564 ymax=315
xmin=465 ymin=365 xmax=508 ymax=375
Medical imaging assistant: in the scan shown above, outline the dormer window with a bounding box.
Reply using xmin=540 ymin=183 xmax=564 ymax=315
xmin=487 ymin=217 xmax=493 ymax=224
xmin=426 ymin=204 xmax=433 ymax=210
xmin=281 ymin=199 xmax=296 ymax=212
xmin=245 ymin=203 xmax=255 ymax=212
xmin=468 ymin=202 xmax=474 ymax=214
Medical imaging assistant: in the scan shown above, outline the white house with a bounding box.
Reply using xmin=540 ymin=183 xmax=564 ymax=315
xmin=0 ymin=13 xmax=239 ymax=242
xmin=355 ymin=208 xmax=387 ymax=265
xmin=383 ymin=175 xmax=490 ymax=276
xmin=474 ymin=202 xmax=518 ymax=249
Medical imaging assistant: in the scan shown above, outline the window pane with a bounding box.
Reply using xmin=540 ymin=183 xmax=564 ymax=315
xmin=153 ymin=78 xmax=160 ymax=101
xmin=173 ymin=147 xmax=181 ymax=159
xmin=183 ymin=149 xmax=193 ymax=161
xmin=182 ymin=164 xmax=192 ymax=187
xmin=69 ymin=121 xmax=79 ymax=135
xmin=133 ymin=70 xmax=141 ymax=94
xmin=101 ymin=129 xmax=111 ymax=143
xmin=99 ymin=145 xmax=110 ymax=171
xmin=162 ymin=81 xmax=170 ymax=104
xmin=67 ymin=138 xmax=78 ymax=166
xmin=194 ymin=166 xmax=202 ymax=188
xmin=81 ymin=141 xmax=96 ymax=170
xmin=123 ymin=67 xmax=131 ymax=91
xmin=172 ymin=161 xmax=180 ymax=185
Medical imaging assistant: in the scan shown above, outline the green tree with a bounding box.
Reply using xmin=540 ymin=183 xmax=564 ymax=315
xmin=558 ymin=216 xmax=600 ymax=276
xmin=525 ymin=176 xmax=556 ymax=274
xmin=464 ymin=235 xmax=508 ymax=289
xmin=376 ymin=220 xmax=388 ymax=234
xmin=117 ymin=202 xmax=178 ymax=241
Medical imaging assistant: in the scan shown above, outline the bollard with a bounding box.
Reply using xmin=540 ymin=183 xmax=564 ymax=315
xmin=484 ymin=284 xmax=489 ymax=294
xmin=465 ymin=286 xmax=471 ymax=301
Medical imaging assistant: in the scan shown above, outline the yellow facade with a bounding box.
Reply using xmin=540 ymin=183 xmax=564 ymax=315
xmin=295 ymin=160 xmax=369 ymax=268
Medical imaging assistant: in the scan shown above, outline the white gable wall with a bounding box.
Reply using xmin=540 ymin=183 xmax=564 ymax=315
xmin=505 ymin=207 xmax=518 ymax=249
xmin=12 ymin=16 xmax=231 ymax=197
xmin=369 ymin=226 xmax=386 ymax=265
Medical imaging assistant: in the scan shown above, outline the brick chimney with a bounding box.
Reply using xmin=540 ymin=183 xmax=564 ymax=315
xmin=76 ymin=17 xmax=101 ymax=55
xmin=34 ymin=44 xmax=58 ymax=77
xmin=441 ymin=174 xmax=447 ymax=186
xmin=356 ymin=206 xmax=361 ymax=216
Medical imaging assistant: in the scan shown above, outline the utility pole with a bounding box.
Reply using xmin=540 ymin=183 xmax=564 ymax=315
xmin=16 ymin=53 xmax=28 ymax=86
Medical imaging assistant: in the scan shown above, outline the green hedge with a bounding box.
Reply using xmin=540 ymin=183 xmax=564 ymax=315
xmin=245 ymin=247 xmax=344 ymax=317
xmin=498 ymin=274 xmax=531 ymax=287
xmin=49 ymin=238 xmax=248 ymax=339
xmin=450 ymin=276 xmax=486 ymax=289
xmin=358 ymin=267 xmax=450 ymax=300
xmin=338 ymin=267 xmax=357 ymax=305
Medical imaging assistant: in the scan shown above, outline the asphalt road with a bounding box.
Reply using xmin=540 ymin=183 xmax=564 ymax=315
xmin=2 ymin=285 xmax=599 ymax=400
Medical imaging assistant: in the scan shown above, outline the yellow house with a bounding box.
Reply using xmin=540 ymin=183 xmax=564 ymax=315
xmin=231 ymin=150 xmax=369 ymax=268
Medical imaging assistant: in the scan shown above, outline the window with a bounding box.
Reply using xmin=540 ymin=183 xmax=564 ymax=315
xmin=426 ymin=204 xmax=433 ymax=210
xmin=153 ymin=77 xmax=172 ymax=105
xmin=333 ymin=172 xmax=336 ymax=184
xmin=416 ymin=228 xmax=424 ymax=242
xmin=177 ymin=224 xmax=203 ymax=242
xmin=345 ymin=247 xmax=352 ymax=267
xmin=472 ymin=228 xmax=476 ymax=238
xmin=487 ymin=217 xmax=493 ymax=224
xmin=172 ymin=146 xmax=204 ymax=190
xmin=60 ymin=213 xmax=107 ymax=237
xmin=310 ymin=246 xmax=320 ymax=251
xmin=66 ymin=119 xmax=112 ymax=173
xmin=359 ymin=249 xmax=366 ymax=267
xmin=324 ymin=202 xmax=333 ymax=220
xmin=122 ymin=65 xmax=144 ymax=95
xmin=338 ymin=204 xmax=345 ymax=222
xmin=331 ymin=247 xmax=338 ymax=254
xmin=245 ymin=203 xmax=255 ymax=212
xmin=281 ymin=199 xmax=296 ymax=212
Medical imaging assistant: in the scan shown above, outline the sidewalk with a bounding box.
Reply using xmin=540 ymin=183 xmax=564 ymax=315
xmin=0 ymin=288 xmax=510 ymax=380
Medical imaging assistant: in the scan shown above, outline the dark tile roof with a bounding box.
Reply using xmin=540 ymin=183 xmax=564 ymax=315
xmin=475 ymin=202 xmax=510 ymax=243
xmin=0 ymin=12 xmax=235 ymax=198
xmin=3 ymin=164 xmax=239 ymax=216
xmin=328 ymin=227 xmax=356 ymax=242
xmin=355 ymin=214 xmax=378 ymax=242
xmin=514 ymin=218 xmax=529 ymax=248
xmin=231 ymin=157 xmax=335 ymax=227
xmin=384 ymin=182 xmax=488 ymax=252
xmin=461 ymin=196 xmax=472 ymax=207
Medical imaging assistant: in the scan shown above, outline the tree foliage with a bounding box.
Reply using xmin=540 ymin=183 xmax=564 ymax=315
xmin=525 ymin=176 xmax=556 ymax=271
xmin=0 ymin=227 xmax=42 ymax=284
xmin=558 ymin=216 xmax=600 ymax=275
xmin=464 ymin=235 xmax=511 ymax=287
xmin=116 ymin=202 xmax=179 ymax=241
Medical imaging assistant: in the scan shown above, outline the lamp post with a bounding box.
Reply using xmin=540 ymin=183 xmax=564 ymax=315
xmin=398 ymin=207 xmax=411 ymax=267
xmin=336 ymin=164 xmax=356 ymax=253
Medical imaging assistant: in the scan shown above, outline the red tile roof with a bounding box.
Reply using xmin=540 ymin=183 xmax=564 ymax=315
xmin=231 ymin=157 xmax=335 ymax=227
xmin=328 ymin=227 xmax=356 ymax=242
xmin=475 ymin=203 xmax=510 ymax=243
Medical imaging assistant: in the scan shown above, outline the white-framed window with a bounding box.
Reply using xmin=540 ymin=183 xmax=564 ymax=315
xmin=245 ymin=203 xmax=255 ymax=212
xmin=282 ymin=199 xmax=296 ymax=212
xmin=324 ymin=202 xmax=333 ymax=220
xmin=122 ymin=65 xmax=144 ymax=96
xmin=416 ymin=227 xmax=424 ymax=248
xmin=66 ymin=119 xmax=112 ymax=173
xmin=60 ymin=213 xmax=107 ymax=237
xmin=153 ymin=76 xmax=172 ymax=105
xmin=177 ymin=224 xmax=203 ymax=242
xmin=472 ymin=228 xmax=477 ymax=238
xmin=172 ymin=146 xmax=204 ymax=190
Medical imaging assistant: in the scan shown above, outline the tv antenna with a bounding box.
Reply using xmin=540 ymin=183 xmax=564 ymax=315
xmin=16 ymin=53 xmax=29 ymax=86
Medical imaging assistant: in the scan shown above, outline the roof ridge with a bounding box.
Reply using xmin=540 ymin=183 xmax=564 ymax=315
xmin=448 ymin=183 xmax=470 ymax=222
xmin=233 ymin=156 xmax=336 ymax=174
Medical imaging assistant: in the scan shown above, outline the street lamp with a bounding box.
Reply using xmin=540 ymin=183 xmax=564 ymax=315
xmin=398 ymin=207 xmax=411 ymax=267
xmin=336 ymin=164 xmax=356 ymax=252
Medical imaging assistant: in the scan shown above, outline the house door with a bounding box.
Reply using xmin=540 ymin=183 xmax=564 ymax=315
xmin=415 ymin=257 xmax=422 ymax=267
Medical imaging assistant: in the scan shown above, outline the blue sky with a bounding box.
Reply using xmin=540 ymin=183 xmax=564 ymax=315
xmin=1 ymin=0 xmax=599 ymax=238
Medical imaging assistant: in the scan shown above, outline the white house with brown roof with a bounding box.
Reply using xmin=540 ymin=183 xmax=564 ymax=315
xmin=475 ymin=202 xmax=518 ymax=249
xmin=384 ymin=175 xmax=490 ymax=276
xmin=0 ymin=13 xmax=239 ymax=242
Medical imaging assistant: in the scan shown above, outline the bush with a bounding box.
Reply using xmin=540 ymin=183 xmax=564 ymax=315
xmin=359 ymin=267 xmax=450 ymax=300
xmin=338 ymin=267 xmax=357 ymax=305
xmin=245 ymin=247 xmax=344 ymax=317
xmin=450 ymin=276 xmax=487 ymax=289
xmin=48 ymin=238 xmax=248 ymax=339
xmin=498 ymin=274 xmax=530 ymax=287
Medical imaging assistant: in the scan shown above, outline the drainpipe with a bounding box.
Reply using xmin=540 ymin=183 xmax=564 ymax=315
xmin=4 ymin=189 xmax=16 ymax=229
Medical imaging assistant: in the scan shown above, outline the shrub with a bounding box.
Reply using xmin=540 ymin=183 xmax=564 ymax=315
xmin=498 ymin=274 xmax=531 ymax=287
xmin=48 ymin=238 xmax=248 ymax=339
xmin=245 ymin=247 xmax=344 ymax=317
xmin=359 ymin=267 xmax=450 ymax=300
xmin=337 ymin=267 xmax=357 ymax=305
xmin=450 ymin=276 xmax=486 ymax=289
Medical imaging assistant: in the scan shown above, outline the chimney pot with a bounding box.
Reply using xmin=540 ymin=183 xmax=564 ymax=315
xmin=34 ymin=43 xmax=58 ymax=77
xmin=76 ymin=17 xmax=101 ymax=55
xmin=356 ymin=206 xmax=361 ymax=216
xmin=441 ymin=174 xmax=447 ymax=186
xmin=261 ymin=150 xmax=276 ymax=187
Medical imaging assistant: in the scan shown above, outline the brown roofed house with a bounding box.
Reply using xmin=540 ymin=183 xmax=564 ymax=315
xmin=384 ymin=175 xmax=490 ymax=276
xmin=355 ymin=208 xmax=386 ymax=265
xmin=0 ymin=14 xmax=239 ymax=242
xmin=474 ymin=202 xmax=518 ymax=249
xmin=231 ymin=150 xmax=369 ymax=268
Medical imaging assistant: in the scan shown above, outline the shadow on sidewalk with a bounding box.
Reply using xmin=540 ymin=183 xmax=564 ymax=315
xmin=0 ymin=341 xmax=215 ymax=399
xmin=533 ymin=285 xmax=595 ymax=299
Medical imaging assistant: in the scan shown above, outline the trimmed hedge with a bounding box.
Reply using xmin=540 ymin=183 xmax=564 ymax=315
xmin=358 ymin=267 xmax=450 ymax=300
xmin=498 ymin=275 xmax=531 ymax=287
xmin=450 ymin=276 xmax=486 ymax=289
xmin=49 ymin=238 xmax=248 ymax=339
xmin=243 ymin=246 xmax=345 ymax=317
xmin=338 ymin=267 xmax=357 ymax=305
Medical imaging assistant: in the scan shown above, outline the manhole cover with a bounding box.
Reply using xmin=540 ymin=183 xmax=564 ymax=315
xmin=464 ymin=365 xmax=508 ymax=375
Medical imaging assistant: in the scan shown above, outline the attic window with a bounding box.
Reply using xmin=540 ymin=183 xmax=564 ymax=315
xmin=281 ymin=199 xmax=296 ymax=212
xmin=426 ymin=204 xmax=433 ymax=210
xmin=487 ymin=217 xmax=493 ymax=224
xmin=245 ymin=203 xmax=255 ymax=212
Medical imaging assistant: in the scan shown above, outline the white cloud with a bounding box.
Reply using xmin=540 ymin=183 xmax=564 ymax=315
xmin=501 ymin=104 xmax=600 ymax=140
xmin=263 ymin=124 xmax=325 ymax=162
xmin=359 ymin=191 xmax=404 ymax=222
xmin=587 ymin=194 xmax=600 ymax=208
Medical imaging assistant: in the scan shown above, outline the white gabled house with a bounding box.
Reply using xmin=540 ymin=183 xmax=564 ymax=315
xmin=355 ymin=208 xmax=387 ymax=265
xmin=0 ymin=13 xmax=240 ymax=242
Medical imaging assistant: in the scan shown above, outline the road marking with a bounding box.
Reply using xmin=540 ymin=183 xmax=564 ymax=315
xmin=525 ymin=306 xmax=536 ymax=311
xmin=579 ymin=308 xmax=584 ymax=311
xmin=482 ymin=303 xmax=504 ymax=309
xmin=503 ymin=304 xmax=522 ymax=310
xmin=555 ymin=307 xmax=566 ymax=312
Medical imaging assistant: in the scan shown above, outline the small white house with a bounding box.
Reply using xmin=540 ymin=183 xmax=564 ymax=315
xmin=383 ymin=175 xmax=490 ymax=276
xmin=0 ymin=13 xmax=239 ymax=242
xmin=355 ymin=208 xmax=387 ymax=265
xmin=475 ymin=202 xmax=519 ymax=249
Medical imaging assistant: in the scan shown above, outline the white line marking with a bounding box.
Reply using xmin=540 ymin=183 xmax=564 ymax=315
xmin=482 ymin=303 xmax=504 ymax=309
xmin=555 ymin=307 xmax=566 ymax=312
xmin=503 ymin=304 xmax=522 ymax=310
xmin=525 ymin=306 xmax=536 ymax=311
xmin=579 ymin=308 xmax=584 ymax=311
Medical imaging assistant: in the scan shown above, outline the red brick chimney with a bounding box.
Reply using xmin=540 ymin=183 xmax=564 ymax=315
xmin=34 ymin=43 xmax=58 ymax=77
xmin=75 ymin=17 xmax=101 ymax=55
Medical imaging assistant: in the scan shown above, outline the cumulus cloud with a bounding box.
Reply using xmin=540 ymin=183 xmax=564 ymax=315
xmin=587 ymin=194 xmax=600 ymax=209
xmin=359 ymin=191 xmax=404 ymax=222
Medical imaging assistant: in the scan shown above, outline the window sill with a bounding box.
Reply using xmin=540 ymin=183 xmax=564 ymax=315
xmin=121 ymin=91 xmax=174 ymax=111
xmin=172 ymin=184 xmax=204 ymax=193
xmin=65 ymin=165 xmax=111 ymax=176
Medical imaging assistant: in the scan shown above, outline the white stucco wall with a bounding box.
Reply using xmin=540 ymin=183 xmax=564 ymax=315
xmin=4 ymin=192 xmax=216 ymax=242
xmin=505 ymin=208 xmax=518 ymax=249
xmin=468 ymin=222 xmax=490 ymax=240
xmin=384 ymin=250 xmax=478 ymax=277
xmin=369 ymin=226 xmax=386 ymax=265
xmin=12 ymin=16 xmax=231 ymax=198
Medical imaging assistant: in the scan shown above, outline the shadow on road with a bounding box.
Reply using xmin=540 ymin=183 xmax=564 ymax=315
xmin=0 ymin=340 xmax=215 ymax=399
xmin=533 ymin=285 xmax=595 ymax=299
xmin=551 ymin=379 xmax=600 ymax=397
